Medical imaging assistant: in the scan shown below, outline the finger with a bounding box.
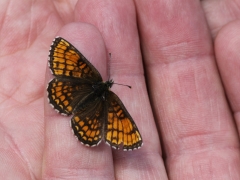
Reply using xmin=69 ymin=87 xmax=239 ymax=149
xmin=201 ymin=0 xmax=240 ymax=38
xmin=75 ymin=0 xmax=163 ymax=179
xmin=0 ymin=0 xmax=61 ymax=179
xmin=215 ymin=21 xmax=240 ymax=134
xmin=43 ymin=23 xmax=114 ymax=179
xmin=135 ymin=0 xmax=240 ymax=179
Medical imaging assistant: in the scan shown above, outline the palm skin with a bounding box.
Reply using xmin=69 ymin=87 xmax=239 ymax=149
xmin=0 ymin=0 xmax=240 ymax=179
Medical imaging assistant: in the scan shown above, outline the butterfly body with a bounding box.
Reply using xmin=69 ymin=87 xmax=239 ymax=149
xmin=47 ymin=37 xmax=142 ymax=150
xmin=92 ymin=80 xmax=113 ymax=98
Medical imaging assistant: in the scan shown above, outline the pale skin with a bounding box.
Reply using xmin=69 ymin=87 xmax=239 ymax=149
xmin=0 ymin=0 xmax=240 ymax=179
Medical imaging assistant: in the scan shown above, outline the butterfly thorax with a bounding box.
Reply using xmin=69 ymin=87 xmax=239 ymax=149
xmin=92 ymin=80 xmax=114 ymax=99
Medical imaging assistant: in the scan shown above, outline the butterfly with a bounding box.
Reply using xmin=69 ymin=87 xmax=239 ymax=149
xmin=47 ymin=37 xmax=143 ymax=150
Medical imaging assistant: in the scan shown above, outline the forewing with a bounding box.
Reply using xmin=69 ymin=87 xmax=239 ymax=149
xmin=105 ymin=91 xmax=143 ymax=150
xmin=48 ymin=37 xmax=102 ymax=81
xmin=47 ymin=78 xmax=93 ymax=115
xmin=71 ymin=98 xmax=104 ymax=146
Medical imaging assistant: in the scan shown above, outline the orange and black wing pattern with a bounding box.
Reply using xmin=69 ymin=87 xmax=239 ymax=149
xmin=47 ymin=37 xmax=102 ymax=115
xmin=71 ymin=98 xmax=104 ymax=146
xmin=48 ymin=37 xmax=102 ymax=81
xmin=47 ymin=78 xmax=93 ymax=115
xmin=105 ymin=91 xmax=143 ymax=151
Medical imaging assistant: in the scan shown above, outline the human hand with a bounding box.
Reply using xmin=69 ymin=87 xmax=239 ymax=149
xmin=1 ymin=0 xmax=240 ymax=179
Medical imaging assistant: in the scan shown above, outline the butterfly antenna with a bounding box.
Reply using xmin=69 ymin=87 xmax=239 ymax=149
xmin=107 ymin=53 xmax=131 ymax=89
xmin=107 ymin=53 xmax=112 ymax=81
xmin=113 ymin=82 xmax=131 ymax=89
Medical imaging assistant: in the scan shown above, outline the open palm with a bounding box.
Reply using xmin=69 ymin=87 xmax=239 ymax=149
xmin=1 ymin=1 xmax=240 ymax=179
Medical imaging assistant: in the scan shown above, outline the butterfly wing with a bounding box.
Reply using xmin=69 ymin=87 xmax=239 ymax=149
xmin=71 ymin=97 xmax=104 ymax=146
xmin=48 ymin=37 xmax=102 ymax=82
xmin=48 ymin=37 xmax=103 ymax=115
xmin=104 ymin=91 xmax=143 ymax=150
xmin=47 ymin=78 xmax=95 ymax=115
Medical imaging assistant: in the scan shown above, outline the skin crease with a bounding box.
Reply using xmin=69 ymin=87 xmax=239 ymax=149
xmin=0 ymin=0 xmax=240 ymax=179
